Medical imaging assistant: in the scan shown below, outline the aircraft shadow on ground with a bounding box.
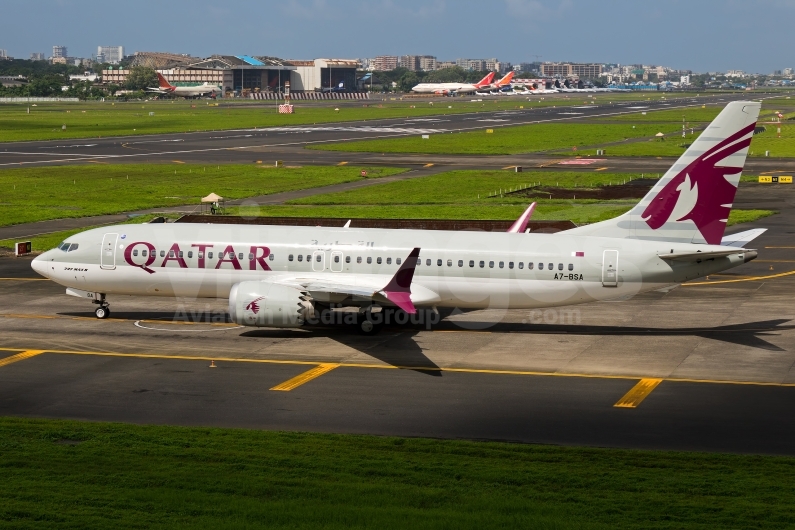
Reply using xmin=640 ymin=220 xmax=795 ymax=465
xmin=438 ymin=319 xmax=794 ymax=352
xmin=59 ymin=310 xmax=792 ymax=354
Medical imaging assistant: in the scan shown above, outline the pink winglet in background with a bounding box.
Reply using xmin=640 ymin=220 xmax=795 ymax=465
xmin=381 ymin=247 xmax=421 ymax=314
xmin=507 ymin=203 xmax=537 ymax=233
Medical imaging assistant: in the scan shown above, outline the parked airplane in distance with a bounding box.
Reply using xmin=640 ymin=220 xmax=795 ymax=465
xmin=411 ymin=72 xmax=495 ymax=95
xmin=147 ymin=73 xmax=221 ymax=98
xmin=33 ymin=102 xmax=763 ymax=334
xmin=476 ymin=71 xmax=516 ymax=94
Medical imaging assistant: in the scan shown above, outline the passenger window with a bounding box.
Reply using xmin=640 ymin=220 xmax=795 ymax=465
xmin=248 ymin=253 xmax=253 ymax=260
xmin=188 ymin=251 xmax=193 ymax=258
xmin=367 ymin=257 xmax=372 ymax=264
xmin=197 ymin=252 xmax=203 ymax=259
xmin=239 ymin=253 xmax=244 ymax=260
xmin=568 ymin=264 xmax=574 ymax=271
xmin=437 ymin=259 xmax=442 ymax=266
xmin=335 ymin=255 xmax=340 ymax=263
xmin=558 ymin=263 xmax=563 ymax=270
xmin=426 ymin=259 xmax=431 ymax=266
xmin=306 ymin=255 xmax=311 ymax=262
xmin=346 ymin=256 xmax=351 ymax=263
xmin=270 ymin=254 xmax=275 ymax=261
xmin=396 ymin=258 xmax=402 ymax=265
xmin=297 ymin=255 xmax=303 ymax=262
xmin=469 ymin=260 xmax=474 ymax=267
xmin=386 ymin=257 xmax=392 ymax=265
xmin=377 ymin=257 xmax=382 ymax=264
xmin=315 ymin=254 xmax=321 ymax=262
xmin=208 ymin=252 xmax=213 ymax=259
xmin=528 ymin=262 xmax=534 ymax=270
xmin=160 ymin=251 xmax=166 ymax=258
xmin=499 ymin=261 xmax=504 ymax=269
xmin=178 ymin=251 xmax=183 ymax=258
xmin=538 ymin=263 xmax=543 ymax=270
xmin=142 ymin=250 xmax=148 ymax=257
xmin=509 ymin=262 xmax=514 ymax=269
xmin=518 ymin=262 xmax=524 ymax=269
xmin=289 ymin=254 xmax=294 ymax=261
xmin=489 ymin=261 xmax=494 ymax=268
xmin=357 ymin=256 xmax=362 ymax=264
xmin=479 ymin=261 xmax=485 ymax=268
xmin=458 ymin=260 xmax=463 ymax=267
xmin=447 ymin=259 xmax=452 ymax=267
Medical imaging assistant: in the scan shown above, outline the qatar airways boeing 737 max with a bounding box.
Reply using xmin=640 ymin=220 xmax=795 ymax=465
xmin=32 ymin=101 xmax=764 ymax=334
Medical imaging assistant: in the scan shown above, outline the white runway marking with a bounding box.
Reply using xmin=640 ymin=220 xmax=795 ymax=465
xmin=134 ymin=321 xmax=244 ymax=332
xmin=246 ymin=126 xmax=447 ymax=134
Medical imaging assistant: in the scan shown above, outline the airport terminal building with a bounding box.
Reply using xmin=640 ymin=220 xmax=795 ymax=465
xmin=102 ymin=52 xmax=361 ymax=97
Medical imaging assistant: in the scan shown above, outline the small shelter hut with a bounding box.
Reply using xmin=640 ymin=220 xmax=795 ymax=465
xmin=201 ymin=193 xmax=225 ymax=215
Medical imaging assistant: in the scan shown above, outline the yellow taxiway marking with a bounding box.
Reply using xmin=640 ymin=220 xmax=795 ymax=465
xmin=502 ymin=165 xmax=516 ymax=170
xmin=270 ymin=363 xmax=340 ymax=391
xmin=337 ymin=161 xmax=348 ymax=166
xmin=765 ymin=246 xmax=795 ymax=249
xmin=0 ymin=350 xmax=44 ymax=368
xmin=172 ymin=160 xmax=185 ymax=164
xmin=423 ymin=163 xmax=434 ymax=168
xmin=0 ymin=278 xmax=50 ymax=281
xmin=614 ymin=378 xmax=663 ymax=408
xmin=594 ymin=167 xmax=609 ymax=171
xmin=684 ymin=269 xmax=795 ymax=286
xmin=0 ymin=347 xmax=792 ymax=388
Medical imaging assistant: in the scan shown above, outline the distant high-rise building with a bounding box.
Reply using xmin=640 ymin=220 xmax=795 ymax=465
xmin=372 ymin=55 xmax=398 ymax=71
xmin=419 ymin=56 xmax=437 ymax=71
xmin=456 ymin=58 xmax=487 ymax=71
xmin=97 ymin=45 xmax=124 ymax=64
xmin=784 ymin=68 xmax=793 ymax=76
xmin=0 ymin=50 xmax=8 ymax=59
xmin=30 ymin=52 xmax=45 ymax=61
xmin=399 ymin=55 xmax=437 ymax=72
xmin=541 ymin=62 xmax=602 ymax=79
xmin=52 ymin=45 xmax=67 ymax=59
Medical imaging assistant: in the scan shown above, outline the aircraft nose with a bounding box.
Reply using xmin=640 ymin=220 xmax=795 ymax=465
xmin=31 ymin=252 xmax=51 ymax=278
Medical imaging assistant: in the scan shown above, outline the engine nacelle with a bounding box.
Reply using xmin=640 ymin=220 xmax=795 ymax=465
xmin=229 ymin=282 xmax=314 ymax=328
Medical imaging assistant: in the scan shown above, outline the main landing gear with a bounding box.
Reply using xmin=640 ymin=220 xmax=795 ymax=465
xmin=93 ymin=295 xmax=110 ymax=319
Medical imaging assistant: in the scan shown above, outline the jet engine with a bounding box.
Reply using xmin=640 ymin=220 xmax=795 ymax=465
xmin=228 ymin=282 xmax=315 ymax=328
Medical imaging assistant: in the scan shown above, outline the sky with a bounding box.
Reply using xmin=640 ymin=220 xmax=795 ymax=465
xmin=1 ymin=0 xmax=792 ymax=73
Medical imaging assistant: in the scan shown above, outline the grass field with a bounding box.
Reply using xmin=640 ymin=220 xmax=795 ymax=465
xmin=1 ymin=417 xmax=794 ymax=529
xmin=308 ymin=123 xmax=681 ymax=155
xmin=0 ymin=93 xmax=699 ymax=143
xmin=0 ymin=164 xmax=403 ymax=227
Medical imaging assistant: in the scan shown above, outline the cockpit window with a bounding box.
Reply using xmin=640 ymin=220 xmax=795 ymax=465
xmin=58 ymin=242 xmax=70 ymax=251
xmin=68 ymin=243 xmax=79 ymax=252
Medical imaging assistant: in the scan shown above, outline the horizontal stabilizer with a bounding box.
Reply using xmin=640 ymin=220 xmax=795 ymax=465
xmin=658 ymin=249 xmax=757 ymax=262
xmin=721 ymin=228 xmax=767 ymax=247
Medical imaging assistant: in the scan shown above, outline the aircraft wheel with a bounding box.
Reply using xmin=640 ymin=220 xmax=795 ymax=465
xmin=357 ymin=312 xmax=383 ymax=335
xmin=95 ymin=306 xmax=110 ymax=319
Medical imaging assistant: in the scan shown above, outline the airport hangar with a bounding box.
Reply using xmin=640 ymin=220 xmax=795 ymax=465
xmin=101 ymin=52 xmax=360 ymax=96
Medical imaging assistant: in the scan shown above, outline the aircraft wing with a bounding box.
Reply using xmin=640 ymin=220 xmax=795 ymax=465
xmin=273 ymin=248 xmax=437 ymax=313
xmin=720 ymin=228 xmax=767 ymax=247
xmin=658 ymin=249 xmax=757 ymax=262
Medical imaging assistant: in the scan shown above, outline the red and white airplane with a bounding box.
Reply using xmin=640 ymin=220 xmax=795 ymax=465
xmin=147 ymin=73 xmax=221 ymax=98
xmin=33 ymin=102 xmax=764 ymax=334
xmin=411 ymin=72 xmax=495 ymax=95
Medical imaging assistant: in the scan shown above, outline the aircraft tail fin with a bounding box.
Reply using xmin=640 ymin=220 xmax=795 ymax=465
xmin=157 ymin=73 xmax=174 ymax=89
xmin=563 ymin=101 xmax=761 ymax=245
xmin=497 ymin=71 xmax=515 ymax=86
xmin=476 ymin=72 xmax=495 ymax=87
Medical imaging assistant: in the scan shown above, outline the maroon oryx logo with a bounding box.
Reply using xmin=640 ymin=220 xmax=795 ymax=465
xmin=641 ymin=122 xmax=755 ymax=245
xmin=245 ymin=297 xmax=265 ymax=315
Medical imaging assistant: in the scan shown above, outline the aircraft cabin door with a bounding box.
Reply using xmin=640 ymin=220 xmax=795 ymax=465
xmin=101 ymin=233 xmax=118 ymax=270
xmin=330 ymin=251 xmax=343 ymax=272
xmin=602 ymin=249 xmax=618 ymax=287
xmin=312 ymin=250 xmax=325 ymax=272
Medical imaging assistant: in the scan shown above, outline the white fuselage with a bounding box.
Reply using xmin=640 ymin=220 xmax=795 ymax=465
xmin=33 ymin=223 xmax=749 ymax=310
xmin=411 ymin=83 xmax=481 ymax=94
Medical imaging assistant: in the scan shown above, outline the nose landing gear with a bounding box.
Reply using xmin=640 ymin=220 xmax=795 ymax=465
xmin=92 ymin=295 xmax=110 ymax=319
